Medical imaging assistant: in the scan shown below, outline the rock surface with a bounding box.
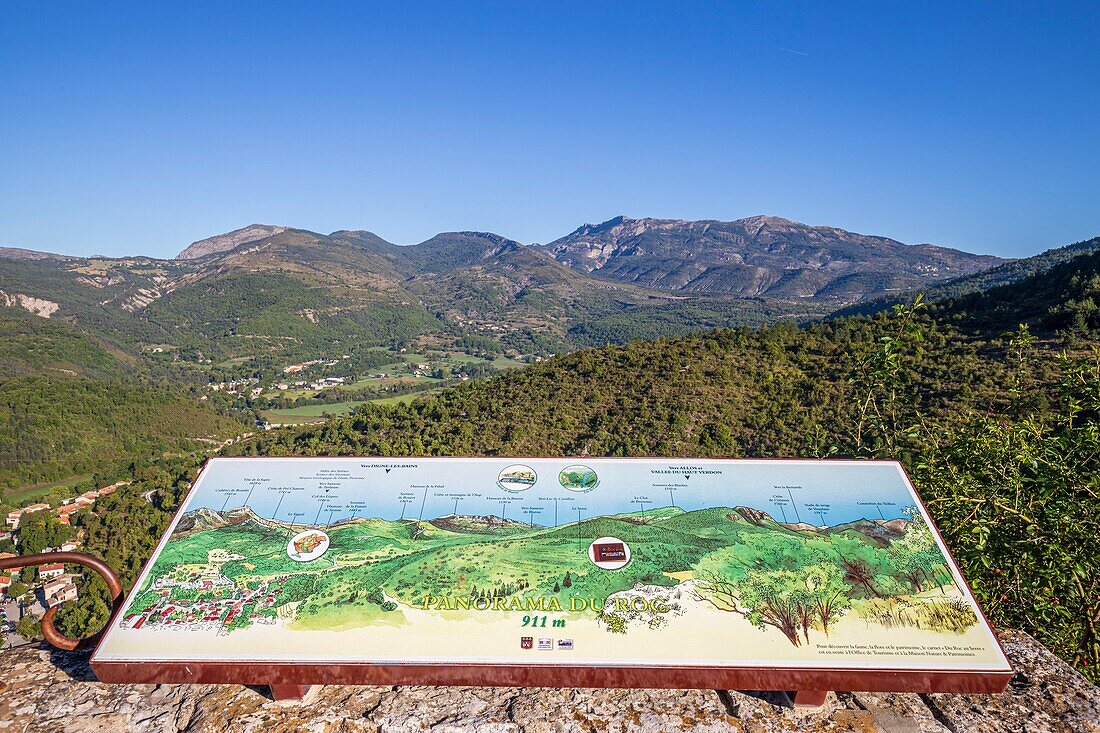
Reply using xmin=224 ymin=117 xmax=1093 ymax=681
xmin=176 ymin=224 xmax=286 ymax=260
xmin=539 ymin=215 xmax=1004 ymax=298
xmin=0 ymin=630 xmax=1097 ymax=732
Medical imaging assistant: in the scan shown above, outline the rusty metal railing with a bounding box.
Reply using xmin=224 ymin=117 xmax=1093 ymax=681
xmin=0 ymin=551 xmax=124 ymax=650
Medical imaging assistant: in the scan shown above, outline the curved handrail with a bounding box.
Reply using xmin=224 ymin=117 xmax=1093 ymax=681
xmin=0 ymin=551 xmax=124 ymax=651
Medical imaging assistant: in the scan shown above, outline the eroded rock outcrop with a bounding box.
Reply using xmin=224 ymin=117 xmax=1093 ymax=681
xmin=0 ymin=629 xmax=1096 ymax=732
xmin=0 ymin=290 xmax=59 ymax=318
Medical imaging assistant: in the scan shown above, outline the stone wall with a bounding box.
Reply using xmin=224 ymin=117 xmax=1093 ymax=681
xmin=0 ymin=630 xmax=1097 ymax=732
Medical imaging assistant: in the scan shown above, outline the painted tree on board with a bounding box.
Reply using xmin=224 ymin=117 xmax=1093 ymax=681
xmin=799 ymin=562 xmax=850 ymax=638
xmin=694 ymin=533 xmax=855 ymax=646
xmin=888 ymin=507 xmax=952 ymax=593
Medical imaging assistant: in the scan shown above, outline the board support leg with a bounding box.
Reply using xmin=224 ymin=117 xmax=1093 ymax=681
xmin=270 ymin=684 xmax=312 ymax=701
xmin=790 ymin=690 xmax=829 ymax=708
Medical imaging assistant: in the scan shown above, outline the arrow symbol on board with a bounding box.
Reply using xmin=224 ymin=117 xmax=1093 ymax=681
xmin=684 ymin=475 xmax=691 ymax=480
xmin=385 ymin=468 xmax=391 ymax=473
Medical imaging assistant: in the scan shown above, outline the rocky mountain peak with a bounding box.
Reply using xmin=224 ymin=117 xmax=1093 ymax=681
xmin=567 ymin=215 xmax=672 ymax=242
xmin=540 ymin=215 xmax=1004 ymax=300
xmin=176 ymin=224 xmax=287 ymax=260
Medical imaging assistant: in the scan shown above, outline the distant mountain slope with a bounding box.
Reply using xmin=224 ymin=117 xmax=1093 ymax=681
xmin=143 ymin=229 xmax=445 ymax=359
xmin=0 ymin=246 xmax=74 ymax=261
xmin=1 ymin=224 xmax=833 ymax=363
xmin=540 ymin=215 xmax=1003 ymax=301
xmin=927 ymin=236 xmax=1100 ymax=300
xmin=933 ymin=246 xmax=1100 ymax=334
xmin=832 ymin=236 xmax=1100 ymax=321
xmin=0 ymin=309 xmax=132 ymax=380
xmin=176 ymin=224 xmax=287 ymax=260
xmin=0 ymin=216 xmax=1009 ymax=364
xmin=396 ymin=231 xmax=529 ymax=273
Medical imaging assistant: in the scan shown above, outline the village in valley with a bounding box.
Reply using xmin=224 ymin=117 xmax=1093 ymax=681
xmin=0 ymin=481 xmax=127 ymax=647
xmin=202 ymin=343 xmax=532 ymax=428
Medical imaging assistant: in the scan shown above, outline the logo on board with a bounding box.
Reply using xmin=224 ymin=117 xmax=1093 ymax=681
xmin=286 ymin=529 xmax=330 ymax=562
xmin=588 ymin=536 xmax=631 ymax=570
xmin=520 ymin=636 xmax=533 ymax=649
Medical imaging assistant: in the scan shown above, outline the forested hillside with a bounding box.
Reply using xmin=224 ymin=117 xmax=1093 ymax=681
xmin=237 ymin=314 xmax=1008 ymax=459
xmin=0 ymin=377 xmax=242 ymax=491
xmin=834 ymin=236 xmax=1100 ymax=319
xmin=0 ymin=311 xmax=245 ymax=493
xmin=934 ymin=247 xmax=1100 ymax=334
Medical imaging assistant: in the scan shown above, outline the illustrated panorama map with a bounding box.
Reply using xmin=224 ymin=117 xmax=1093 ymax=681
xmin=93 ymin=457 xmax=1011 ymax=672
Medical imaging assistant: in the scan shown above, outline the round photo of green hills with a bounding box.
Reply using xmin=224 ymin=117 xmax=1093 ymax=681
xmin=559 ymin=465 xmax=599 ymax=492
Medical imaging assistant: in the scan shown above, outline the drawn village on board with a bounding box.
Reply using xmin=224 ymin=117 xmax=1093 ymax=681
xmin=92 ymin=457 xmax=1010 ymax=672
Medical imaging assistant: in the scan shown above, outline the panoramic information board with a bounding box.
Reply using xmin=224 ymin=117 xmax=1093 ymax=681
xmin=91 ymin=457 xmax=1011 ymax=694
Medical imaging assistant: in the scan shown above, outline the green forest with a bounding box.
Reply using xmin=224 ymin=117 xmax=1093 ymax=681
xmin=8 ymin=246 xmax=1096 ymax=684
xmin=0 ymin=311 xmax=248 ymax=492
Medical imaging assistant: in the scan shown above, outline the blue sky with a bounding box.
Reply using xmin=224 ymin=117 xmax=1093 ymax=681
xmin=1 ymin=2 xmax=1097 ymax=259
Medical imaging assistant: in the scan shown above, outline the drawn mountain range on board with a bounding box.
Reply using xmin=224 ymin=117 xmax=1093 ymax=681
xmin=730 ymin=506 xmax=910 ymax=540
xmin=173 ymin=503 xmax=911 ymax=547
xmin=428 ymin=513 xmax=538 ymax=534
xmin=172 ymin=506 xmax=542 ymax=538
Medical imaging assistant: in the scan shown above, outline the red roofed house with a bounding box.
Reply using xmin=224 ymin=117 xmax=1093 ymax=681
xmin=38 ymin=563 xmax=65 ymax=579
xmin=97 ymin=481 xmax=127 ymax=496
xmin=43 ymin=576 xmax=79 ymax=607
xmin=56 ymin=504 xmax=83 ymax=525
xmin=6 ymin=503 xmax=51 ymax=530
xmin=0 ymin=552 xmax=16 ymax=585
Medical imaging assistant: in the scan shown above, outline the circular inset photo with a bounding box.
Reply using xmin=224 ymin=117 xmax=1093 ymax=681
xmin=559 ymin=464 xmax=599 ymax=492
xmin=287 ymin=529 xmax=330 ymax=562
xmin=588 ymin=536 xmax=631 ymax=570
xmin=497 ymin=464 xmax=537 ymax=492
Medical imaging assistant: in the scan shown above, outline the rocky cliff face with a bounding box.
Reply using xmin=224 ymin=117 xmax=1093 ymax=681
xmin=175 ymin=224 xmax=287 ymax=260
xmin=0 ymin=289 xmax=60 ymax=318
xmin=541 ymin=216 xmax=1004 ymax=300
xmin=0 ymin=629 xmax=1096 ymax=732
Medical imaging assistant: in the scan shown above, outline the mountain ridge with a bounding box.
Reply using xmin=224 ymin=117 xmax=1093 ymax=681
xmin=540 ymin=215 xmax=1004 ymax=298
xmin=176 ymin=224 xmax=288 ymax=260
xmin=830 ymin=235 xmax=1100 ymax=321
xmin=0 ymin=215 xmax=1037 ymax=383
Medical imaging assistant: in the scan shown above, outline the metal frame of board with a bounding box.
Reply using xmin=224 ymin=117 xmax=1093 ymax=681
xmin=89 ymin=456 xmax=1015 ymax=703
